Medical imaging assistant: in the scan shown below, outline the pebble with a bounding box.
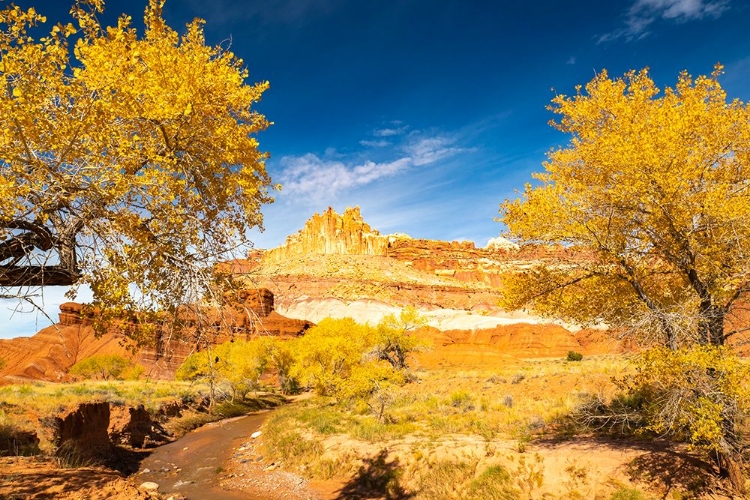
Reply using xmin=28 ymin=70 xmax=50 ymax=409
xmin=251 ymin=431 xmax=262 ymax=438
xmin=139 ymin=481 xmax=160 ymax=492
xmin=141 ymin=468 xmax=151 ymax=474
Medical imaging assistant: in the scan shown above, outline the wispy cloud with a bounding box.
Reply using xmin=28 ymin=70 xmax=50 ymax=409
xmin=279 ymin=155 xmax=411 ymax=199
xmin=373 ymin=125 xmax=409 ymax=137
xmin=401 ymin=134 xmax=466 ymax=166
xmin=599 ymin=0 xmax=730 ymax=43
xmin=277 ymin=130 xmax=466 ymax=201
xmin=566 ymin=56 xmax=577 ymax=65
xmin=359 ymin=139 xmax=391 ymax=148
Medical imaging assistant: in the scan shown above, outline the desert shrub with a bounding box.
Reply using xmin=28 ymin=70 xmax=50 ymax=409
xmin=0 ymin=356 xmax=5 ymax=370
xmin=502 ymin=395 xmax=514 ymax=408
xmin=510 ymin=452 xmax=545 ymax=497
xmin=567 ymin=350 xmax=584 ymax=362
xmin=621 ymin=347 xmax=750 ymax=452
xmin=466 ymin=464 xmax=518 ymax=499
xmin=511 ymin=373 xmax=525 ymax=384
xmin=449 ymin=390 xmax=474 ymax=410
xmin=418 ymin=460 xmax=475 ymax=499
xmin=609 ymin=487 xmax=647 ymax=500
xmin=68 ymin=354 xmax=131 ymax=380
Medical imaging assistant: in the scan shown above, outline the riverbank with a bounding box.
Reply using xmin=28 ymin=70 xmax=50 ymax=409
xmin=0 ymin=390 xmax=290 ymax=499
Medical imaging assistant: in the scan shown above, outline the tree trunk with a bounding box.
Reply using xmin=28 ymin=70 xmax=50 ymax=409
xmin=697 ymin=301 xmax=726 ymax=346
xmin=717 ymin=450 xmax=745 ymax=495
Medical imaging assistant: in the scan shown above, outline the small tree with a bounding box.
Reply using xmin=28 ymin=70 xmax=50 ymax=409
xmin=176 ymin=339 xmax=269 ymax=400
xmin=266 ymin=338 xmax=300 ymax=395
xmin=372 ymin=306 xmax=430 ymax=370
xmin=499 ymin=66 xmax=750 ymax=491
xmin=68 ymin=354 xmax=131 ymax=380
xmin=290 ymin=317 xmax=372 ymax=396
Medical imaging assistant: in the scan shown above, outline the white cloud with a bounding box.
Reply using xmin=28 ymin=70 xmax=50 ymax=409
xmin=599 ymin=0 xmax=730 ymax=43
xmin=359 ymin=140 xmax=391 ymax=148
xmin=566 ymin=56 xmax=576 ymax=65
xmin=277 ymin=131 xmax=465 ymax=201
xmin=401 ymin=135 xmax=466 ymax=166
xmin=278 ymin=154 xmax=411 ymax=200
xmin=373 ymin=126 xmax=409 ymax=137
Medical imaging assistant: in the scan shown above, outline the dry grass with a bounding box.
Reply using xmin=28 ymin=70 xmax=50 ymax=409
xmin=0 ymin=379 xmax=205 ymax=414
xmin=259 ymin=355 xmax=656 ymax=498
xmin=0 ymin=379 xmax=210 ymax=453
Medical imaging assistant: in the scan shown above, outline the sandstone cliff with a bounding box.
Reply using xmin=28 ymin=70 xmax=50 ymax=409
xmin=259 ymin=206 xmax=582 ymax=289
xmin=264 ymin=206 xmax=403 ymax=262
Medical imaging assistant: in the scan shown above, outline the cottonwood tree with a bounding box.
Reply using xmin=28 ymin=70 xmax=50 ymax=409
xmin=371 ymin=305 xmax=429 ymax=370
xmin=499 ymin=67 xmax=750 ymax=491
xmin=0 ymin=1 xmax=272 ymax=333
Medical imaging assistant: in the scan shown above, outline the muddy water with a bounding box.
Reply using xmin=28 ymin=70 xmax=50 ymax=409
xmin=137 ymin=411 xmax=268 ymax=499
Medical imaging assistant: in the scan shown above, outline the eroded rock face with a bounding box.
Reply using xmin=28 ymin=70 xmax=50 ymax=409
xmin=59 ymin=302 xmax=98 ymax=326
xmin=265 ymin=206 xmax=396 ymax=262
xmin=53 ymin=402 xmax=112 ymax=459
xmin=109 ymin=404 xmax=171 ymax=448
xmin=0 ymin=287 xmax=312 ymax=383
xmin=259 ymin=206 xmax=586 ymax=288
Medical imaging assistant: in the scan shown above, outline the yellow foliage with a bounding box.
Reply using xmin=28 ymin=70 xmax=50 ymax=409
xmin=373 ymin=305 xmax=431 ymax=370
xmin=290 ymin=312 xmax=424 ymax=400
xmin=624 ymin=346 xmax=750 ymax=452
xmin=176 ymin=339 xmax=269 ymax=399
xmin=500 ymin=66 xmax=750 ymax=349
xmin=290 ymin=317 xmax=373 ymax=396
xmin=0 ymin=1 xmax=271 ymax=326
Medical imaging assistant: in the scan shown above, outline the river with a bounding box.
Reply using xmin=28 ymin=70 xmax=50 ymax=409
xmin=137 ymin=411 xmax=269 ymax=499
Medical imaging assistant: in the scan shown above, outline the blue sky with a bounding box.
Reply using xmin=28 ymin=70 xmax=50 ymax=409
xmin=2 ymin=0 xmax=750 ymax=338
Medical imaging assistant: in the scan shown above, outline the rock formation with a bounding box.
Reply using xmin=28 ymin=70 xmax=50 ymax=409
xmin=264 ymin=206 xmax=405 ymax=262
xmin=0 ymin=288 xmax=312 ymax=383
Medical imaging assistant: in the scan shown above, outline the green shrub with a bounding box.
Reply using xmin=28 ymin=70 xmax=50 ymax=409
xmin=449 ymin=390 xmax=474 ymax=410
xmin=68 ymin=354 xmax=131 ymax=380
xmin=610 ymin=487 xmax=646 ymax=500
xmin=567 ymin=350 xmax=584 ymax=362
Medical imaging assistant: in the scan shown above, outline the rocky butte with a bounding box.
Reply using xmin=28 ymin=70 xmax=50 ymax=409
xmin=237 ymin=206 xmax=621 ymax=364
